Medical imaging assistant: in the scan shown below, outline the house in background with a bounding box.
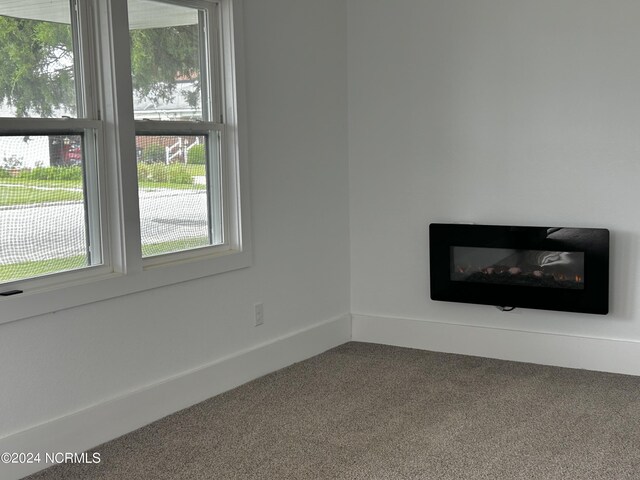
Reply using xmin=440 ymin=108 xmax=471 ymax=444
xmin=0 ymin=104 xmax=82 ymax=168
xmin=0 ymin=81 xmax=199 ymax=169
xmin=0 ymin=134 xmax=51 ymax=169
xmin=3 ymin=0 xmax=640 ymax=479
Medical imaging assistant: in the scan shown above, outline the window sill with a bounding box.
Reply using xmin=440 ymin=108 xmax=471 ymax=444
xmin=0 ymin=248 xmax=251 ymax=325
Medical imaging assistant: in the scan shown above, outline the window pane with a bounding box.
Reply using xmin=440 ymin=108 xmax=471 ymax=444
xmin=137 ymin=135 xmax=222 ymax=257
xmin=0 ymin=134 xmax=96 ymax=283
xmin=0 ymin=1 xmax=77 ymax=118
xmin=128 ymin=1 xmax=205 ymax=121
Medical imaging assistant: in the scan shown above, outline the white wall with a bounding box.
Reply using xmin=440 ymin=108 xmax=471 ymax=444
xmin=0 ymin=0 xmax=349 ymax=467
xmin=348 ymin=0 xmax=640 ymax=369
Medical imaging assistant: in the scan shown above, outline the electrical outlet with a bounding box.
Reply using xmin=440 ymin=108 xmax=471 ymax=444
xmin=254 ymin=303 xmax=264 ymax=326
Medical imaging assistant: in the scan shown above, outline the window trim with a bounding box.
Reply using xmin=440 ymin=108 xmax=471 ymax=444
xmin=0 ymin=0 xmax=251 ymax=325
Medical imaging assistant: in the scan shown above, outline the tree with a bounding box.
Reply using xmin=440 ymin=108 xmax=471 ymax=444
xmin=130 ymin=26 xmax=200 ymax=109
xmin=0 ymin=16 xmax=75 ymax=117
xmin=0 ymin=14 xmax=201 ymax=117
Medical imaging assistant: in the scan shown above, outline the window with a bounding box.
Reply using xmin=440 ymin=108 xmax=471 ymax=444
xmin=128 ymin=0 xmax=225 ymax=259
xmin=0 ymin=0 xmax=106 ymax=284
xmin=0 ymin=0 xmax=250 ymax=322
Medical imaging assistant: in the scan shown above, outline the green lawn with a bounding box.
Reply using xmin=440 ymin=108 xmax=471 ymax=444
xmin=1 ymin=172 xmax=207 ymax=207
xmin=138 ymin=182 xmax=206 ymax=190
xmin=1 ymin=163 xmax=207 ymax=207
xmin=142 ymin=236 xmax=210 ymax=257
xmin=0 ymin=178 xmax=82 ymax=189
xmin=0 ymin=256 xmax=87 ymax=282
xmin=0 ymin=237 xmax=211 ymax=282
xmin=184 ymin=165 xmax=206 ymax=176
xmin=0 ymin=185 xmax=84 ymax=206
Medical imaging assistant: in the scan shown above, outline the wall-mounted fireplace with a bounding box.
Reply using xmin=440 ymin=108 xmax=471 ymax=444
xmin=429 ymin=224 xmax=609 ymax=314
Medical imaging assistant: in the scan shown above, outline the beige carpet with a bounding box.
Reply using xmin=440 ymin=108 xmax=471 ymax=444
xmin=25 ymin=342 xmax=640 ymax=479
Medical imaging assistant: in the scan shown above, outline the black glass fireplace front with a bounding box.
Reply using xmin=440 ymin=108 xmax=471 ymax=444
xmin=429 ymin=224 xmax=609 ymax=314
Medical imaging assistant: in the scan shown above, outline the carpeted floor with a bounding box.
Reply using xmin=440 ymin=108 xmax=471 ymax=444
xmin=25 ymin=342 xmax=640 ymax=479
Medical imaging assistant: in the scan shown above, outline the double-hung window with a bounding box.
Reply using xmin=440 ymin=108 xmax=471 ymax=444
xmin=129 ymin=0 xmax=227 ymax=261
xmin=0 ymin=0 xmax=107 ymax=285
xmin=0 ymin=0 xmax=249 ymax=322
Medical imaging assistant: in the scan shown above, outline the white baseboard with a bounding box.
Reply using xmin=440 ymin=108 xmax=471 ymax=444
xmin=352 ymin=313 xmax=640 ymax=376
xmin=0 ymin=314 xmax=351 ymax=480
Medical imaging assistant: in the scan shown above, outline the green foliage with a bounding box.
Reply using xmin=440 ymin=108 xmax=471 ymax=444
xmin=187 ymin=144 xmax=206 ymax=165
xmin=2 ymin=155 xmax=23 ymax=169
xmin=0 ymin=15 xmax=201 ymax=116
xmin=0 ymin=168 xmax=10 ymax=179
xmin=0 ymin=16 xmax=75 ymax=117
xmin=141 ymin=144 xmax=166 ymax=164
xmin=21 ymin=166 xmax=83 ymax=181
xmin=137 ymin=163 xmax=193 ymax=185
xmin=130 ymin=25 xmax=201 ymax=108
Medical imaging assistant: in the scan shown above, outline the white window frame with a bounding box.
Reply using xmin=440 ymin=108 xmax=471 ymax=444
xmin=135 ymin=0 xmax=227 ymax=264
xmin=0 ymin=0 xmax=251 ymax=324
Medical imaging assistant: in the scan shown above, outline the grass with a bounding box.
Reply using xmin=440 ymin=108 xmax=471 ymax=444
xmin=1 ymin=163 xmax=207 ymax=207
xmin=0 ymin=185 xmax=84 ymax=206
xmin=184 ymin=165 xmax=206 ymax=176
xmin=0 ymin=178 xmax=82 ymax=189
xmin=0 ymin=256 xmax=87 ymax=282
xmin=0 ymin=237 xmax=211 ymax=283
xmin=138 ymin=182 xmax=206 ymax=190
xmin=142 ymin=236 xmax=211 ymax=257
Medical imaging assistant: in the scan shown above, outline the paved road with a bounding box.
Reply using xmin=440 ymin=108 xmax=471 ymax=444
xmin=0 ymin=188 xmax=208 ymax=265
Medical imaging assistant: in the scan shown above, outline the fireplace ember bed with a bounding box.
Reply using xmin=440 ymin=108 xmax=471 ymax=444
xmin=429 ymin=224 xmax=609 ymax=315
